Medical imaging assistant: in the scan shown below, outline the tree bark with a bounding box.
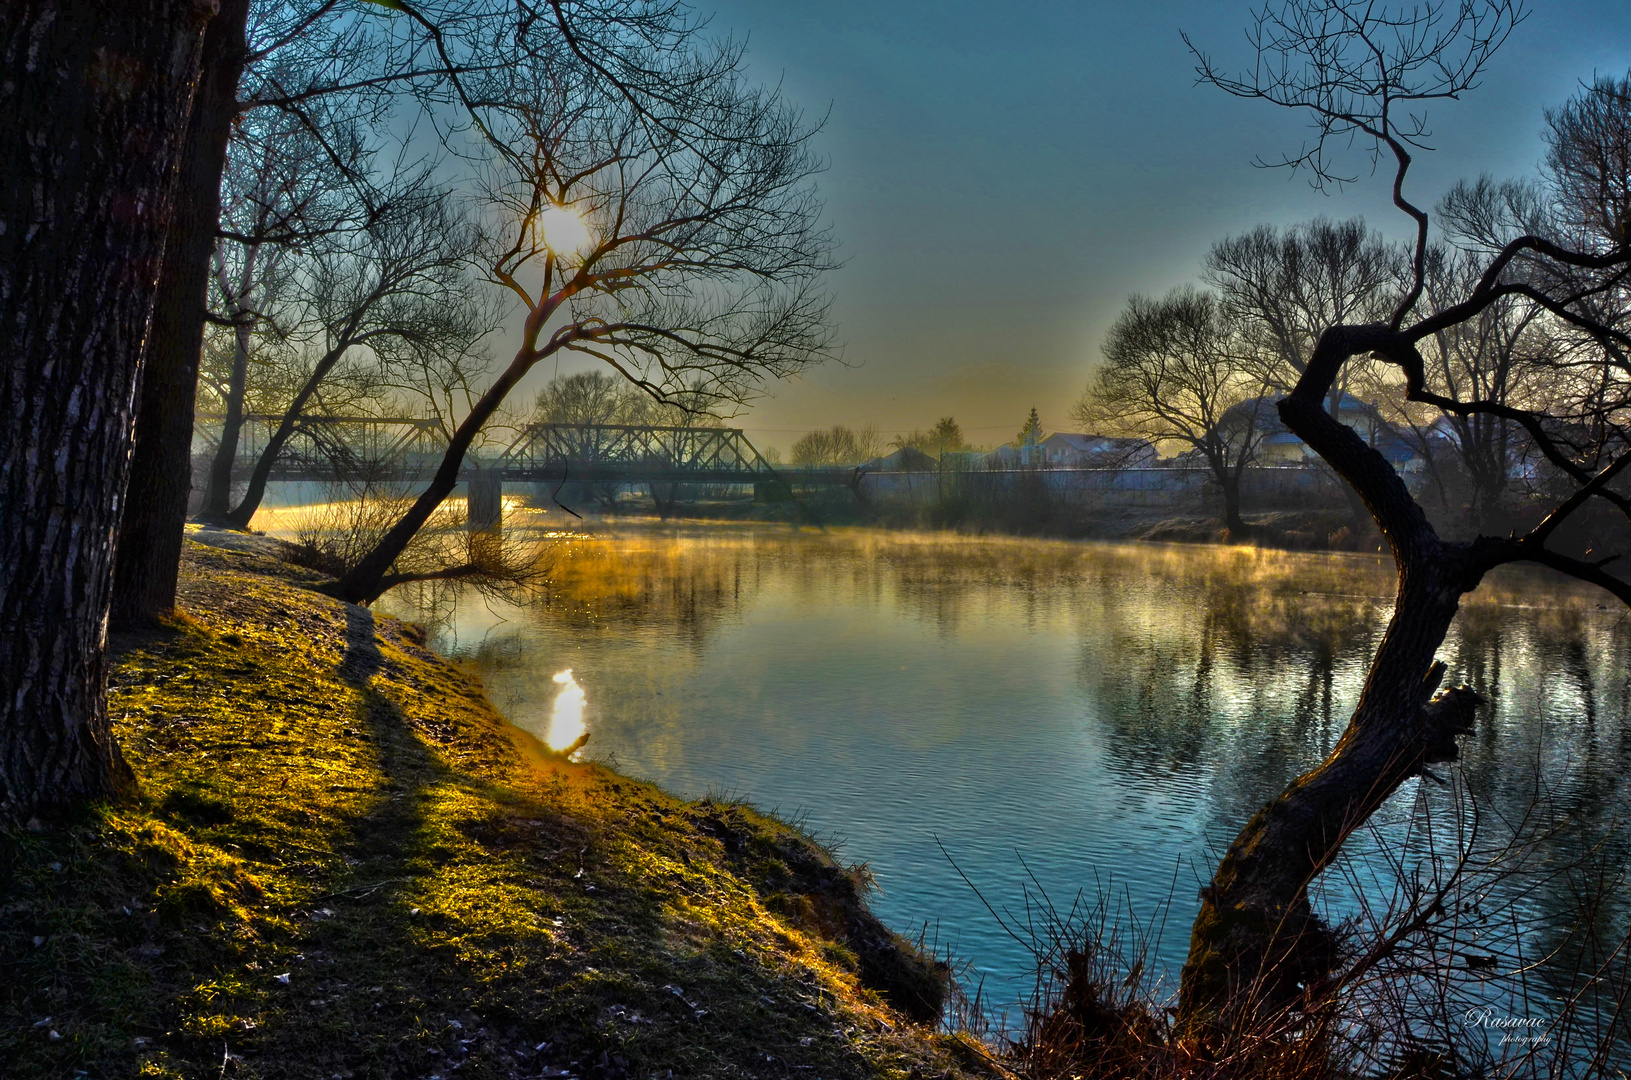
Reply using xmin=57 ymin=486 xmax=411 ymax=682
xmin=111 ymin=0 xmax=250 ymax=627
xmin=1219 ymin=470 xmax=1247 ymax=534
xmin=0 ymin=0 xmax=211 ymax=820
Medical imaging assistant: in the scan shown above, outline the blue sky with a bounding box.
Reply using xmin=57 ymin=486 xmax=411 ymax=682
xmin=596 ymin=2 xmax=1631 ymax=452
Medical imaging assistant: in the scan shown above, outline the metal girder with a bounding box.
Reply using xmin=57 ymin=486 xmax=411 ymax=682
xmin=493 ymin=423 xmax=787 ymax=483
xmin=197 ymin=413 xmax=451 ymax=480
xmin=197 ymin=416 xmax=832 ymax=488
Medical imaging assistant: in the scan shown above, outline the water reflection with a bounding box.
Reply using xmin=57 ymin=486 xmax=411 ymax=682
xmin=379 ymin=522 xmax=1631 ymax=1042
xmin=546 ymin=670 xmax=588 ymax=755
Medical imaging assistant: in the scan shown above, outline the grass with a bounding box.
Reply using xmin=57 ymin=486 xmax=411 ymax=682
xmin=0 ymin=537 xmax=988 ymax=1080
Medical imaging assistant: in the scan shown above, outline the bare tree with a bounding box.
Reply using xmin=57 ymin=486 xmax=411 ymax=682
xmin=1205 ymin=216 xmax=1407 ymax=530
xmin=330 ymin=10 xmax=837 ymax=604
xmin=535 ymin=370 xmax=654 ymax=427
xmin=1545 ymin=72 xmax=1631 ymax=249
xmin=1170 ymin=0 xmax=1631 ymax=1054
xmin=1076 ymin=287 xmax=1270 ymax=532
xmin=110 ymin=0 xmax=642 ymax=622
xmin=1 ymin=0 xmax=209 ymax=818
xmin=1205 ymin=217 xmax=1402 ymax=393
xmin=793 ymin=425 xmax=886 ymax=466
xmin=531 ymin=368 xmax=721 ymax=432
xmin=197 ymin=75 xmax=371 ymax=521
xmin=221 ymin=185 xmax=491 ymax=528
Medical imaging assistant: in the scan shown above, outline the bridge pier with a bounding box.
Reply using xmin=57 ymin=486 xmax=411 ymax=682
xmin=467 ymin=471 xmax=503 ymax=533
xmin=753 ymin=479 xmax=793 ymax=502
xmin=649 ymin=481 xmax=680 ymax=519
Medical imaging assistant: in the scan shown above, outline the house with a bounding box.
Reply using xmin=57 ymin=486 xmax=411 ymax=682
xmin=859 ymin=446 xmax=938 ymax=472
xmin=1038 ymin=433 xmax=1158 ymax=468
xmin=1221 ymin=393 xmax=1425 ymax=473
xmin=1258 ymin=429 xmax=1311 ymax=465
xmin=983 ymin=444 xmax=1030 ymax=468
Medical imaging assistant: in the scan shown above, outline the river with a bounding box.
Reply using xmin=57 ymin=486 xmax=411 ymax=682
xmin=376 ymin=517 xmax=1631 ymax=1058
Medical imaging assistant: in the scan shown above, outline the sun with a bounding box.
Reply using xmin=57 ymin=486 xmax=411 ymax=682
xmin=535 ymin=203 xmax=593 ymax=256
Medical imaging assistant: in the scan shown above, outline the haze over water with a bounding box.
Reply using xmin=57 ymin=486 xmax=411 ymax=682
xmin=382 ymin=521 xmax=1631 ymax=1037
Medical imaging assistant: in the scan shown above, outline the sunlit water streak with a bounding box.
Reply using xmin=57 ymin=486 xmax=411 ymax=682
xmin=380 ymin=520 xmax=1631 ymax=1053
xmin=546 ymin=669 xmax=587 ymax=754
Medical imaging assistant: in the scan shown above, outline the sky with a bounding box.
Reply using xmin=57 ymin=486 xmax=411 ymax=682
xmin=551 ymin=2 xmax=1631 ymax=456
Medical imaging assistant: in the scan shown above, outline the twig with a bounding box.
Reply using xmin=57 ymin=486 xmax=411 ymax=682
xmin=308 ymin=877 xmax=405 ymax=903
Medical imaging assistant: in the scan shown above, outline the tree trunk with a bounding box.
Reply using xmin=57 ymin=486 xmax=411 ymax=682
xmin=111 ymin=0 xmax=250 ymax=627
xmin=1466 ymin=422 xmax=1510 ymax=534
xmin=223 ymin=407 xmax=297 ymax=530
xmin=1205 ymin=446 xmax=1248 ymax=534
xmin=1174 ymin=326 xmax=1483 ymax=1047
xmin=201 ymin=313 xmax=252 ymax=520
xmin=0 ymin=0 xmax=210 ymax=820
xmin=651 ymin=481 xmax=679 ymax=519
xmin=1175 ymin=563 xmax=1478 ymax=1041
xmin=332 ymin=344 xmax=542 ymax=605
xmin=1219 ymin=470 xmax=1247 ymax=534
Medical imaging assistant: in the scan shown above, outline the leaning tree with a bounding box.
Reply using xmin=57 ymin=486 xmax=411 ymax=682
xmin=328 ymin=9 xmax=837 ymax=604
xmin=211 ymin=180 xmax=490 ymax=531
xmin=1171 ymin=0 xmax=1631 ymax=1050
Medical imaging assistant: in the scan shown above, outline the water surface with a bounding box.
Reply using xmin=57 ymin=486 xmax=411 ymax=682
xmin=380 ymin=520 xmax=1631 ymax=1046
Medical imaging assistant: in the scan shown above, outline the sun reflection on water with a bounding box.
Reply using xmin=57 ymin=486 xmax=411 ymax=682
xmin=546 ymin=669 xmax=588 ymax=754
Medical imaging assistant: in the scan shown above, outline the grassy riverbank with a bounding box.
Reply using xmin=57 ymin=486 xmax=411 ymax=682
xmin=1 ymin=535 xmax=988 ymax=1079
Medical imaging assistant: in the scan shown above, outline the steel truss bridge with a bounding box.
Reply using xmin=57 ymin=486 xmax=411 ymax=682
xmin=199 ymin=416 xmax=852 ymax=490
